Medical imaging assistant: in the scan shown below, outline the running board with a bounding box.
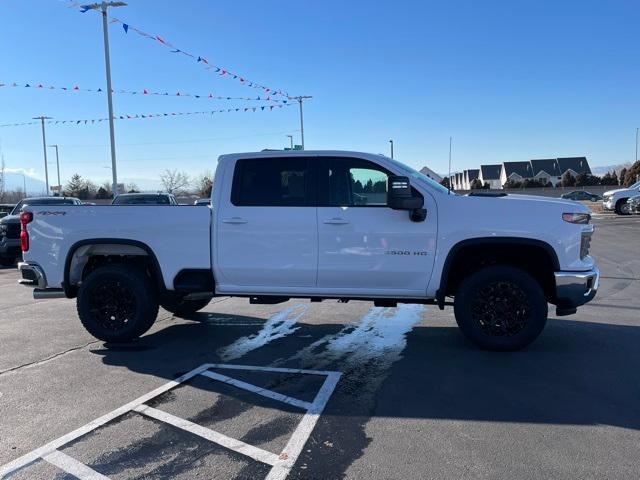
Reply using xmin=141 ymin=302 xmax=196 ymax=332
xmin=33 ymin=289 xmax=65 ymax=299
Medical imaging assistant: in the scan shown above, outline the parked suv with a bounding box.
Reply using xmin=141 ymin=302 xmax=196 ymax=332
xmin=603 ymin=180 xmax=640 ymax=215
xmin=0 ymin=197 xmax=82 ymax=266
xmin=0 ymin=204 xmax=15 ymax=219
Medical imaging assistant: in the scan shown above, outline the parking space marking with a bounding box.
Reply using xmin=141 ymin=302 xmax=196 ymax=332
xmin=43 ymin=450 xmax=109 ymax=480
xmin=201 ymin=369 xmax=313 ymax=410
xmin=1 ymin=363 xmax=341 ymax=480
xmin=133 ymin=405 xmax=280 ymax=466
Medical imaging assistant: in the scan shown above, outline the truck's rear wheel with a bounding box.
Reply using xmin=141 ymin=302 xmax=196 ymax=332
xmin=615 ymin=199 xmax=631 ymax=215
xmin=454 ymin=266 xmax=547 ymax=351
xmin=160 ymin=295 xmax=211 ymax=317
xmin=77 ymin=264 xmax=159 ymax=342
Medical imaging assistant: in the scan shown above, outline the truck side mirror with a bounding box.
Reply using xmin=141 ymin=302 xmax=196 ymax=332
xmin=387 ymin=176 xmax=424 ymax=211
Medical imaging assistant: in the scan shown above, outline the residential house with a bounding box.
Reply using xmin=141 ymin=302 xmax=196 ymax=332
xmin=557 ymin=157 xmax=591 ymax=181
xmin=530 ymin=159 xmax=561 ymax=186
xmin=419 ymin=166 xmax=443 ymax=183
xmin=500 ymin=161 xmax=534 ymax=186
xmin=479 ymin=164 xmax=502 ymax=189
xmin=465 ymin=169 xmax=479 ymax=188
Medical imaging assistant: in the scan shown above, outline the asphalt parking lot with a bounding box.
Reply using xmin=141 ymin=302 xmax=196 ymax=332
xmin=0 ymin=215 xmax=638 ymax=479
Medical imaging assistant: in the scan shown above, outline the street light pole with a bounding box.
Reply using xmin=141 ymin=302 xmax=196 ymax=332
xmin=635 ymin=127 xmax=638 ymax=164
xmin=292 ymin=96 xmax=312 ymax=150
xmin=48 ymin=144 xmax=61 ymax=190
xmin=389 ymin=139 xmax=394 ymax=159
xmin=33 ymin=116 xmax=52 ymax=194
xmin=82 ymin=1 xmax=127 ymax=196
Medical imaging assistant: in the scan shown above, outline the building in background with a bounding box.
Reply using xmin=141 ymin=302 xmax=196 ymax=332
xmin=418 ymin=166 xmax=443 ymax=183
xmin=500 ymin=161 xmax=534 ymax=186
xmin=530 ymin=159 xmax=562 ymax=186
xmin=479 ymin=164 xmax=502 ymax=189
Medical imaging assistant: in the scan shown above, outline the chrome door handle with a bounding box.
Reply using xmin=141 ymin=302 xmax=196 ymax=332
xmin=222 ymin=217 xmax=248 ymax=224
xmin=323 ymin=218 xmax=350 ymax=225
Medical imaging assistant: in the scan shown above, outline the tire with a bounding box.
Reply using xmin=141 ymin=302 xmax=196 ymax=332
xmin=160 ymin=295 xmax=211 ymax=317
xmin=615 ymin=199 xmax=631 ymax=215
xmin=454 ymin=266 xmax=548 ymax=351
xmin=77 ymin=264 xmax=159 ymax=342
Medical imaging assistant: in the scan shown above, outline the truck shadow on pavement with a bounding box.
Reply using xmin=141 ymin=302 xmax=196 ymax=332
xmin=88 ymin=311 xmax=640 ymax=478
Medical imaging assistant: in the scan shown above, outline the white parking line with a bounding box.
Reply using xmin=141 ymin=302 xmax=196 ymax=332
xmin=43 ymin=450 xmax=109 ymax=480
xmin=200 ymin=369 xmax=312 ymax=410
xmin=134 ymin=405 xmax=280 ymax=466
xmin=0 ymin=363 xmax=341 ymax=480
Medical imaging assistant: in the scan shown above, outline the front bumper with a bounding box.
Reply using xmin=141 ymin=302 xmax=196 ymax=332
xmin=554 ymin=266 xmax=599 ymax=314
xmin=602 ymin=199 xmax=615 ymax=210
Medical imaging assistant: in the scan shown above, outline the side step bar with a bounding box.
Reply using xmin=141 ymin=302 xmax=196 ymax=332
xmin=33 ymin=289 xmax=65 ymax=299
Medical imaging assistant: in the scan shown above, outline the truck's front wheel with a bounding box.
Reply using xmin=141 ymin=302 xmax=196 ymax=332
xmin=615 ymin=199 xmax=631 ymax=215
xmin=77 ymin=264 xmax=159 ymax=342
xmin=454 ymin=266 xmax=547 ymax=351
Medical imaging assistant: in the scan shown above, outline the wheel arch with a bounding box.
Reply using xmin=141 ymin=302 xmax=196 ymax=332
xmin=63 ymin=238 xmax=165 ymax=298
xmin=436 ymin=237 xmax=560 ymax=306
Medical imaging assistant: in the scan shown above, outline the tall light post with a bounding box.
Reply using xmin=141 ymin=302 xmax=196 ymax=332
xmin=389 ymin=139 xmax=394 ymax=159
xmin=635 ymin=127 xmax=638 ymax=164
xmin=291 ymin=96 xmax=312 ymax=150
xmin=286 ymin=135 xmax=293 ymax=150
xmin=81 ymin=1 xmax=127 ymax=195
xmin=33 ymin=116 xmax=52 ymax=194
xmin=48 ymin=144 xmax=61 ymax=191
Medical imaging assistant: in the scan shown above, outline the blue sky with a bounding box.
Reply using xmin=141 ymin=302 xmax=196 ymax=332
xmin=1 ymin=0 xmax=638 ymax=189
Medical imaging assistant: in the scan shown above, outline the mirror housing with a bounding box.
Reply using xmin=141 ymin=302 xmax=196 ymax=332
xmin=387 ymin=176 xmax=424 ymax=210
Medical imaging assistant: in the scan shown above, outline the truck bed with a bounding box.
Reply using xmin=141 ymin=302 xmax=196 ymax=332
xmin=23 ymin=205 xmax=212 ymax=290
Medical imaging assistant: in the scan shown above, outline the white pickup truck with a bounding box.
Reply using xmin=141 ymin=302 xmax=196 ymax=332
xmin=18 ymin=150 xmax=599 ymax=350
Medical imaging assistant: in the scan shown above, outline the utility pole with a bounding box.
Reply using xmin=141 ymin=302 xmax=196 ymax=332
xmin=81 ymin=1 xmax=127 ymax=195
xmin=286 ymin=135 xmax=293 ymax=150
xmin=389 ymin=139 xmax=394 ymax=159
xmin=292 ymin=96 xmax=312 ymax=150
xmin=48 ymin=144 xmax=61 ymax=191
xmin=636 ymin=127 xmax=638 ymax=164
xmin=33 ymin=116 xmax=52 ymax=194
xmin=22 ymin=173 xmax=27 ymax=197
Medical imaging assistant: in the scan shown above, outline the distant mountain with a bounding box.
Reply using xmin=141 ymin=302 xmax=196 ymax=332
xmin=2 ymin=172 xmax=47 ymax=195
xmin=591 ymin=163 xmax=632 ymax=176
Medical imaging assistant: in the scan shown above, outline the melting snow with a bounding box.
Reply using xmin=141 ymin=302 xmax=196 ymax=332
xmin=217 ymin=304 xmax=308 ymax=362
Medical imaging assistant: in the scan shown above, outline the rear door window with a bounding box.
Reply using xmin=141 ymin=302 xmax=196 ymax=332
xmin=231 ymin=157 xmax=313 ymax=206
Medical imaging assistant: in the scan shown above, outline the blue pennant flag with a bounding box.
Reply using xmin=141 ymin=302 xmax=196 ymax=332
xmin=122 ymin=23 xmax=129 ymax=33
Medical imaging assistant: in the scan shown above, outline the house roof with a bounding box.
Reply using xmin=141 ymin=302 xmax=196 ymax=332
xmin=480 ymin=164 xmax=501 ymax=180
xmin=530 ymin=159 xmax=560 ymax=176
xmin=557 ymin=157 xmax=591 ymax=175
xmin=503 ymin=161 xmax=533 ymax=179
xmin=418 ymin=166 xmax=443 ymax=182
xmin=467 ymin=169 xmax=480 ymax=182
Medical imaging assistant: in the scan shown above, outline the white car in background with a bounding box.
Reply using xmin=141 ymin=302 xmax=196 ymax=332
xmin=602 ymin=180 xmax=640 ymax=215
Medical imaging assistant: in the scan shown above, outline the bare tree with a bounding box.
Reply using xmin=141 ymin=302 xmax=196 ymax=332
xmin=159 ymin=169 xmax=190 ymax=194
xmin=193 ymin=170 xmax=213 ymax=197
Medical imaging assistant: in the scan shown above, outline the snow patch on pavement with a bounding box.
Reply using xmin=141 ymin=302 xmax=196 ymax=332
xmin=217 ymin=304 xmax=308 ymax=362
xmin=283 ymin=304 xmax=424 ymax=374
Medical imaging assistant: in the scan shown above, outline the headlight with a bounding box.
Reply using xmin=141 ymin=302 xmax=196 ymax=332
xmin=562 ymin=212 xmax=591 ymax=224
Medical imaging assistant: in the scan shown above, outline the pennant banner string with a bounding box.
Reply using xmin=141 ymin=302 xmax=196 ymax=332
xmin=0 ymin=81 xmax=287 ymax=103
xmin=0 ymin=103 xmax=292 ymax=128
xmin=64 ymin=1 xmax=290 ymax=99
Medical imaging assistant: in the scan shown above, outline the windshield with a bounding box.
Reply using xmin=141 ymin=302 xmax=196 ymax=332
xmin=385 ymin=157 xmax=452 ymax=194
xmin=113 ymin=195 xmax=171 ymax=205
xmin=10 ymin=198 xmax=76 ymax=215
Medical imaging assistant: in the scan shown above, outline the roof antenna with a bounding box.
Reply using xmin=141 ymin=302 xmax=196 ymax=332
xmin=447 ymin=136 xmax=452 ymax=195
